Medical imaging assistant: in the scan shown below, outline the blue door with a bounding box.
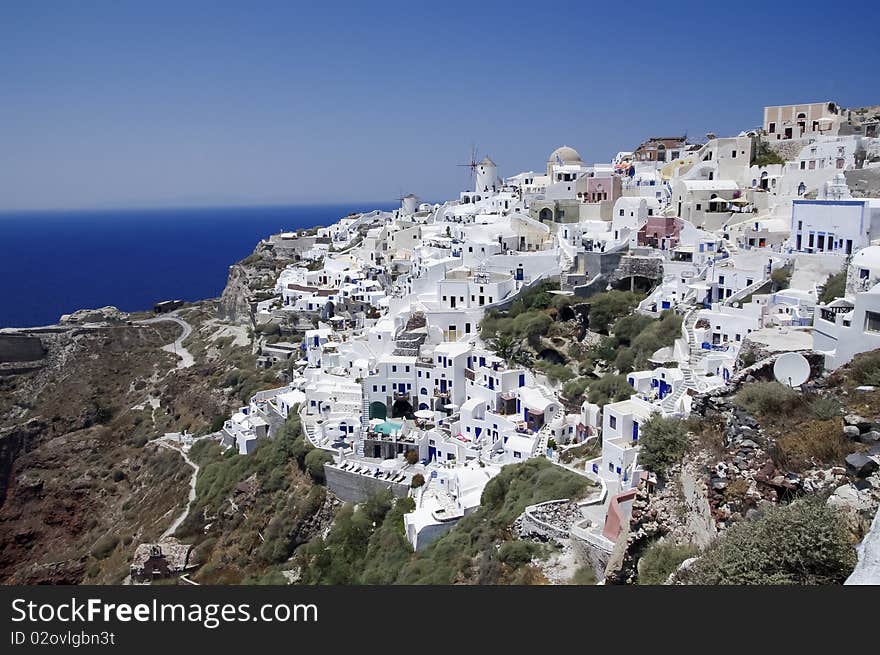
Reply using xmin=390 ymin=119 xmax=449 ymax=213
xmin=632 ymin=421 xmax=639 ymax=441
xmin=428 ymin=446 xmax=436 ymax=462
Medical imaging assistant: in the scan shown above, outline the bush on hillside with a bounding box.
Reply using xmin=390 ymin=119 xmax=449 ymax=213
xmin=638 ymin=541 xmax=699 ymax=585
xmin=849 ymin=349 xmax=880 ymax=386
xmin=533 ymin=360 xmax=575 ymax=384
xmin=304 ymin=449 xmax=333 ymax=483
xmin=637 ymin=415 xmax=689 ymax=477
xmin=734 ymin=381 xmax=800 ymax=416
xmin=587 ymin=290 xmax=642 ymax=333
xmin=562 ymin=377 xmax=590 ymax=402
xmin=810 ymin=395 xmax=841 ymax=420
xmin=676 ymin=497 xmax=856 ymax=585
xmin=587 ymin=374 xmax=634 ymax=406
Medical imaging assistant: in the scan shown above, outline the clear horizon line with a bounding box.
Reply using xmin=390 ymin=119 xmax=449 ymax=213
xmin=0 ymin=199 xmax=408 ymax=215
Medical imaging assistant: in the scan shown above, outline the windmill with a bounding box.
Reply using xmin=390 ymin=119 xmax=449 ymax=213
xmin=457 ymin=144 xmax=480 ymax=190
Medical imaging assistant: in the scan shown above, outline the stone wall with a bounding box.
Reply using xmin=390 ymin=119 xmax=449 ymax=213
xmin=324 ymin=465 xmax=409 ymax=503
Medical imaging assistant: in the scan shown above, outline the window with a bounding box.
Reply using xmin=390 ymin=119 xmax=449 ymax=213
xmin=769 ymin=122 xmax=776 ymax=133
xmin=800 ymin=161 xmax=806 ymax=170
xmin=609 ymin=415 xmax=617 ymax=429
xmin=696 ymin=204 xmax=702 ymax=211
xmin=619 ymin=209 xmax=624 ymax=216
xmin=866 ymin=311 xmax=880 ymax=333
xmin=837 ymin=158 xmax=845 ymax=169
xmin=731 ymin=150 xmax=737 ymax=158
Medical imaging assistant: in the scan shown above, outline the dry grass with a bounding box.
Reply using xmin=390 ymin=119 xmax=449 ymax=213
xmin=770 ymin=419 xmax=854 ymax=472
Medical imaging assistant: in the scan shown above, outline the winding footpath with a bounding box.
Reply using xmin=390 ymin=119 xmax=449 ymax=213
xmin=158 ymin=439 xmax=200 ymax=540
xmin=136 ymin=312 xmax=195 ymax=369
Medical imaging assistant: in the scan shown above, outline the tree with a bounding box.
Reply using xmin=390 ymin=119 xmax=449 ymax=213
xmin=819 ymin=269 xmax=846 ymax=304
xmin=304 ymin=449 xmax=333 ymax=482
xmin=488 ymin=334 xmax=533 ymax=368
xmin=411 ymin=473 xmax=425 ymax=488
xmin=638 ymin=415 xmax=689 ymax=477
xmin=588 ymin=291 xmax=641 ymax=333
xmin=770 ymin=267 xmax=791 ymax=291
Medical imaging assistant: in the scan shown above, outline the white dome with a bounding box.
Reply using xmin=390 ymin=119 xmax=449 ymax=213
xmin=851 ymin=246 xmax=880 ymax=271
xmin=548 ymin=145 xmax=582 ymax=164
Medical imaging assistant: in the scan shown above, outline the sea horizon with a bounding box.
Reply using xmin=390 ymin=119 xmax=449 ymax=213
xmin=0 ymin=202 xmax=396 ymax=328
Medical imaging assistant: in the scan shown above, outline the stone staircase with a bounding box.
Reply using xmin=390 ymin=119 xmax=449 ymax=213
xmin=660 ymin=308 xmax=705 ymax=414
xmin=361 ymin=379 xmax=370 ymax=433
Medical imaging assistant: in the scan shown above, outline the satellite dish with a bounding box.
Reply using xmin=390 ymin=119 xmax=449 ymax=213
xmin=773 ymin=352 xmax=810 ymax=388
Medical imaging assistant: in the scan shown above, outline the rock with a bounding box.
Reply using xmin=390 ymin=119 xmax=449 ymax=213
xmin=860 ymin=430 xmax=880 ymax=444
xmin=844 ymin=414 xmax=873 ymax=433
xmin=846 ymin=453 xmax=879 ymax=478
xmin=844 ymin=425 xmax=862 ymax=439
xmin=739 ymin=439 xmax=759 ymax=449
xmin=59 ymin=306 xmax=129 ymax=325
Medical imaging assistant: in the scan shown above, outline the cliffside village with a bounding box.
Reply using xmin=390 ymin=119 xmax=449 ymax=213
xmin=217 ymin=101 xmax=880 ymax=556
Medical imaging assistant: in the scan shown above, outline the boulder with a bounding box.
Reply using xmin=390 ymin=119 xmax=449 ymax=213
xmin=844 ymin=414 xmax=873 ymax=433
xmin=846 ymin=453 xmax=879 ymax=478
xmin=859 ymin=430 xmax=880 ymax=444
xmin=844 ymin=425 xmax=862 ymax=439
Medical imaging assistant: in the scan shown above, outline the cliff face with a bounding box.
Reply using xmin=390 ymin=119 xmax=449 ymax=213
xmin=0 ymin=323 xmax=194 ymax=583
xmin=218 ymin=262 xmax=256 ymax=324
xmin=218 ymin=241 xmax=292 ymax=324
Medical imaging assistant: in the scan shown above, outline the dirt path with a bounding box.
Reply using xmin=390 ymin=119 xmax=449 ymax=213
xmin=158 ymin=440 xmax=200 ymax=540
xmin=136 ymin=313 xmax=195 ymax=369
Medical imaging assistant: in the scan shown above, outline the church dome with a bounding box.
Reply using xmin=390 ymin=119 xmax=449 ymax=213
xmin=548 ymin=145 xmax=582 ymax=164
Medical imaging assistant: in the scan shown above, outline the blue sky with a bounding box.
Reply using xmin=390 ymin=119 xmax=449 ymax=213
xmin=1 ymin=1 xmax=877 ymax=210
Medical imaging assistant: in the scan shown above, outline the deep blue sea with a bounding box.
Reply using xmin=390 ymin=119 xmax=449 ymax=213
xmin=0 ymin=204 xmax=394 ymax=327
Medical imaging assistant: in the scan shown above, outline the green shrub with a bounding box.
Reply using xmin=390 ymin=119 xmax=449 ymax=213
xmin=209 ymin=415 xmax=226 ymax=433
xmin=734 ymin=381 xmax=800 ymax=416
xmin=411 ymin=473 xmax=425 ymax=488
xmin=638 ymin=540 xmax=699 ymax=585
xmin=562 ymin=377 xmax=590 ymax=401
xmin=90 ymin=534 xmax=119 ymax=560
xmin=587 ymin=374 xmax=634 ymax=406
xmin=676 ymin=497 xmax=856 ymax=585
xmin=637 ymin=415 xmax=689 ymax=477
xmin=570 ymin=565 xmax=597 ymax=585
xmin=849 ymin=349 xmax=880 ymax=386
xmin=535 ymin=361 xmax=575 ymax=384
xmin=810 ymin=396 xmax=841 ymax=420
xmin=588 ymin=290 xmax=642 ymax=333
xmin=751 ymin=139 xmax=786 ymax=166
xmin=770 ymin=267 xmax=791 ymax=290
xmin=819 ymin=269 xmax=847 ymax=304
xmin=304 ymin=449 xmax=333 ymax=483
xmin=498 ymin=540 xmax=540 ymax=567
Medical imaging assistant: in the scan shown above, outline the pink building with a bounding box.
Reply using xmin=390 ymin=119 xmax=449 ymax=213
xmin=638 ymin=216 xmax=682 ymax=250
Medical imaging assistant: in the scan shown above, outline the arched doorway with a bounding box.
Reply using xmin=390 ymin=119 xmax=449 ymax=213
xmin=369 ymin=401 xmax=387 ymax=420
xmin=539 ymin=207 xmax=553 ymax=222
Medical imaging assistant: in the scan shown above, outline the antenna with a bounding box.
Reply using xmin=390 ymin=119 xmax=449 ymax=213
xmin=772 ymin=352 xmax=810 ymax=388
